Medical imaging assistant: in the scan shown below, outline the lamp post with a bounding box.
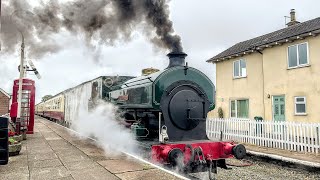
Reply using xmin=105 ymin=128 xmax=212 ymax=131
xmin=17 ymin=29 xmax=24 ymax=133
xmin=10 ymin=10 xmax=33 ymax=137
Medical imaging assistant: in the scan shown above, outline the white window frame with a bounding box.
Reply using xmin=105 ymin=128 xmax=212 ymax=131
xmin=294 ymin=96 xmax=307 ymax=115
xmin=233 ymin=59 xmax=247 ymax=78
xmin=287 ymin=42 xmax=309 ymax=69
xmin=230 ymin=99 xmax=249 ymax=118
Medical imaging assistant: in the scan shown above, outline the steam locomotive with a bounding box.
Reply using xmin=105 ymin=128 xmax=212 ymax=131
xmin=110 ymin=52 xmax=215 ymax=139
xmin=36 ymin=52 xmax=246 ymax=179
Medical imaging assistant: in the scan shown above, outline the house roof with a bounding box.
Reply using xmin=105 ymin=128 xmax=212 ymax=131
xmin=207 ymin=17 xmax=320 ymax=63
xmin=0 ymin=88 xmax=10 ymax=98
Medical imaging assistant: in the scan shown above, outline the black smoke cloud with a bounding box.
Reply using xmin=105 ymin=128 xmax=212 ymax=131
xmin=0 ymin=0 xmax=183 ymax=59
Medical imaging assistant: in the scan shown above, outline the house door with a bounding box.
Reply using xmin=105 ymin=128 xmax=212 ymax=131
xmin=273 ymin=96 xmax=285 ymax=122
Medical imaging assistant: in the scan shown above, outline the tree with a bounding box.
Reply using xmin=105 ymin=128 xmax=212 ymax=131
xmin=42 ymin=95 xmax=53 ymax=102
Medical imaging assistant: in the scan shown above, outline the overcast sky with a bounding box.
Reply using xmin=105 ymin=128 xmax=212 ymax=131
xmin=1 ymin=0 xmax=319 ymax=103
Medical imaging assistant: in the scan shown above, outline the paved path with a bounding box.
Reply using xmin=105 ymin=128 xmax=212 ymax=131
xmin=0 ymin=117 xmax=181 ymax=180
xmin=245 ymin=144 xmax=320 ymax=166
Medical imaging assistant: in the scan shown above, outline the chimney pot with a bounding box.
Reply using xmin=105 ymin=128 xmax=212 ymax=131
xmin=287 ymin=9 xmax=300 ymax=27
xmin=290 ymin=9 xmax=296 ymax=21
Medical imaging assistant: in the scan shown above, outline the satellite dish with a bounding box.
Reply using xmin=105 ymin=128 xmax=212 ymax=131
xmin=28 ymin=60 xmax=41 ymax=79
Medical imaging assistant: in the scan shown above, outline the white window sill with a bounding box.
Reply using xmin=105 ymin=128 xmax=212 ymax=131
xmin=233 ymin=76 xmax=247 ymax=80
xmin=287 ymin=64 xmax=310 ymax=70
xmin=295 ymin=113 xmax=307 ymax=116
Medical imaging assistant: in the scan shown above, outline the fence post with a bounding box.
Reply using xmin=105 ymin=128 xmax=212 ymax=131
xmin=206 ymin=118 xmax=320 ymax=154
xmin=315 ymin=124 xmax=320 ymax=154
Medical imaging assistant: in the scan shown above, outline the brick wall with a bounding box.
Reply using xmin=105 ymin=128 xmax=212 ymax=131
xmin=0 ymin=92 xmax=10 ymax=115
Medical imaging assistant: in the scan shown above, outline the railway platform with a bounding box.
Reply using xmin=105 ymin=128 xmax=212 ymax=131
xmin=246 ymin=144 xmax=320 ymax=168
xmin=0 ymin=117 xmax=182 ymax=180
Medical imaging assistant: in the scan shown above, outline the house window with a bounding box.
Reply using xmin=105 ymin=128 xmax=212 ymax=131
xmin=233 ymin=59 xmax=246 ymax=78
xmin=230 ymin=99 xmax=249 ymax=118
xmin=288 ymin=43 xmax=309 ymax=68
xmin=295 ymin=97 xmax=306 ymax=115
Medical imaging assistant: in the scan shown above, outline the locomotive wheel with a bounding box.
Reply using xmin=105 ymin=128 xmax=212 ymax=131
xmin=168 ymin=148 xmax=184 ymax=168
xmin=232 ymin=144 xmax=246 ymax=159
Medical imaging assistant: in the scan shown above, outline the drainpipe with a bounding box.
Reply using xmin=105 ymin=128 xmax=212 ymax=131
xmin=251 ymin=46 xmax=265 ymax=119
xmin=261 ymin=52 xmax=266 ymax=119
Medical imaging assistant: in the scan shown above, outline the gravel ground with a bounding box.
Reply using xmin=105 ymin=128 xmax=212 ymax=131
xmin=188 ymin=157 xmax=320 ymax=180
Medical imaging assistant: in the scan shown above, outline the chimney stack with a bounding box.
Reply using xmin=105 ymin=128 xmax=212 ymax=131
xmin=287 ymin=9 xmax=300 ymax=27
xmin=166 ymin=52 xmax=187 ymax=68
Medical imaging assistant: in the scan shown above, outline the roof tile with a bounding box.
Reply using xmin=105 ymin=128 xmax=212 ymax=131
xmin=208 ymin=17 xmax=320 ymax=62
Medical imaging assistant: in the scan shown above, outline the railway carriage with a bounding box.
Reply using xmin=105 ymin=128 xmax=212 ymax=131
xmin=36 ymin=76 xmax=134 ymax=126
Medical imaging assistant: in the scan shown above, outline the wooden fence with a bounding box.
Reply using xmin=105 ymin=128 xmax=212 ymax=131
xmin=206 ymin=118 xmax=320 ymax=154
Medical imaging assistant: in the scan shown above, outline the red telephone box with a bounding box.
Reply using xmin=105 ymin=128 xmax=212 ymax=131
xmin=10 ymin=78 xmax=35 ymax=134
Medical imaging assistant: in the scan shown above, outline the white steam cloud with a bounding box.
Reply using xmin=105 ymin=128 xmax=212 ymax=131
xmin=71 ymin=101 xmax=138 ymax=155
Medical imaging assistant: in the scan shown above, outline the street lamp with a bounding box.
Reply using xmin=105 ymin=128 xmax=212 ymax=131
xmin=10 ymin=10 xmax=34 ymax=137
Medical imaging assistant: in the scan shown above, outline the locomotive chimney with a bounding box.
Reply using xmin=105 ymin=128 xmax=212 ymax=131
xmin=166 ymin=52 xmax=188 ymax=68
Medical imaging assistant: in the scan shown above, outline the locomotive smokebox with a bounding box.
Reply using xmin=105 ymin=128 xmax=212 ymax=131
xmin=166 ymin=52 xmax=188 ymax=68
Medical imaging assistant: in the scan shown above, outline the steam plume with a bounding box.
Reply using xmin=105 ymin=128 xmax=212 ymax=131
xmin=73 ymin=101 xmax=138 ymax=154
xmin=0 ymin=0 xmax=183 ymax=59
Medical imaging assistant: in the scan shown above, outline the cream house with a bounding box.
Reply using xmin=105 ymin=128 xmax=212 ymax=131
xmin=207 ymin=10 xmax=320 ymax=123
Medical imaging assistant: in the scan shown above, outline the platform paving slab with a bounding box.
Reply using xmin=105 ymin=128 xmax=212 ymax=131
xmin=70 ymin=165 xmax=119 ymax=180
xmin=63 ymin=159 xmax=99 ymax=171
xmin=97 ymin=159 xmax=154 ymax=173
xmin=28 ymin=152 xmax=58 ymax=161
xmin=245 ymin=144 xmax=320 ymax=166
xmin=28 ymin=158 xmax=63 ymax=169
xmin=0 ymin=156 xmax=29 ymax=173
xmin=30 ymin=166 xmax=71 ymax=180
xmin=0 ymin=171 xmax=29 ymax=180
xmin=0 ymin=117 xmax=183 ymax=180
xmin=57 ymin=176 xmax=75 ymax=180
xmin=115 ymin=169 xmax=182 ymax=180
